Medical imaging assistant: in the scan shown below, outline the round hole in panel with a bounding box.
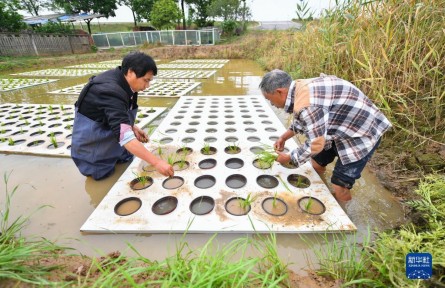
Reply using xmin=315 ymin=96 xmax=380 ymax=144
xmin=225 ymin=128 xmax=236 ymax=133
xmin=250 ymin=146 xmax=264 ymax=154
xmin=265 ymin=127 xmax=277 ymax=132
xmin=256 ymin=175 xmax=279 ymax=188
xmin=190 ymin=196 xmax=215 ymax=215
xmin=152 ymin=196 xmax=178 ymax=215
xmin=170 ymin=121 xmax=181 ymax=126
xmin=252 ymin=159 xmax=272 ymax=169
xmin=261 ymin=120 xmax=272 ymax=125
xmin=166 ymin=129 xmax=177 ymax=134
xmin=225 ymin=136 xmax=238 ymax=142
xmin=224 ymin=145 xmax=241 ymax=154
xmin=269 ymin=136 xmax=279 ymax=141
xmin=225 ymin=158 xmax=244 ymax=169
xmin=130 ymin=176 xmax=154 ymax=190
xmin=162 ymin=176 xmax=185 ymax=189
xmin=30 ymin=130 xmax=45 ymax=136
xmin=176 ymin=147 xmax=193 ymax=156
xmin=12 ymin=130 xmax=28 ymax=136
xmin=160 ymin=137 xmax=173 ymax=144
xmin=173 ymin=160 xmax=190 ymax=171
xmin=204 ymin=136 xmax=217 ymax=143
xmin=225 ymin=197 xmax=250 ymax=216
xmin=208 ymin=115 xmax=218 ymax=119
xmin=298 ymin=197 xmax=326 ymax=215
xmin=198 ymin=158 xmax=217 ymax=169
xmin=194 ymin=175 xmax=216 ymax=189
xmin=205 ymin=128 xmax=217 ymax=133
xmin=191 ymin=115 xmax=201 ymax=119
xmin=243 ymin=121 xmax=254 ymax=125
xmin=287 ymin=174 xmax=311 ymax=188
xmin=174 ymin=115 xmax=184 ymax=119
xmin=200 ymin=146 xmax=217 ymax=155
xmin=185 ymin=128 xmax=197 ymax=133
xmin=47 ymin=142 xmax=64 ymax=149
xmin=225 ymin=115 xmax=234 ymax=119
xmin=27 ymin=140 xmax=44 ymax=147
xmin=262 ymin=197 xmax=288 ymax=216
xmin=241 ymin=115 xmax=251 ymax=118
xmin=247 ymin=136 xmax=260 ymax=142
xmin=226 ymin=174 xmax=247 ymax=189
xmin=114 ymin=197 xmax=142 ymax=216
xmin=225 ymin=121 xmax=235 ymax=125
xmin=189 ymin=121 xmax=200 ymax=126
xmin=245 ymin=128 xmax=257 ymax=133
xmin=207 ymin=121 xmax=218 ymax=125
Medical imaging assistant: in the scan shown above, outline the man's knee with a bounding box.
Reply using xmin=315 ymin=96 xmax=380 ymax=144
xmin=311 ymin=159 xmax=326 ymax=175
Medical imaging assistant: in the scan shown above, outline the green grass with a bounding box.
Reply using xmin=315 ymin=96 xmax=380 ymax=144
xmin=0 ymin=172 xmax=66 ymax=285
xmin=308 ymin=174 xmax=445 ymax=287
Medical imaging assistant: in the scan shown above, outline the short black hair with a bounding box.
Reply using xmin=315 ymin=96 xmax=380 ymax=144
xmin=121 ymin=51 xmax=157 ymax=77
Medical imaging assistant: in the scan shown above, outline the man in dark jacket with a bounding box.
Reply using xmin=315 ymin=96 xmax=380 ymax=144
xmin=71 ymin=51 xmax=174 ymax=180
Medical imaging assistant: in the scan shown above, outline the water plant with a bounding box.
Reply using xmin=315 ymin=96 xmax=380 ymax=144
xmin=132 ymin=171 xmax=148 ymax=187
xmin=240 ymin=193 xmax=257 ymax=209
xmin=167 ymin=153 xmax=176 ymax=166
xmin=8 ymin=138 xmax=14 ymax=146
xmin=304 ymin=196 xmax=313 ymax=212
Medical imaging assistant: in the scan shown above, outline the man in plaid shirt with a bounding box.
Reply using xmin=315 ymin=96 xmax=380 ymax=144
xmin=259 ymin=70 xmax=391 ymax=205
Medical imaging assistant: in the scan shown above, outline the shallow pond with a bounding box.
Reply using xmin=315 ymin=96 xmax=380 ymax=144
xmin=0 ymin=59 xmax=405 ymax=274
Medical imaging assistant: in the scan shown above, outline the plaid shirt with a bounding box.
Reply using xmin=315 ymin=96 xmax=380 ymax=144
xmin=285 ymin=74 xmax=392 ymax=166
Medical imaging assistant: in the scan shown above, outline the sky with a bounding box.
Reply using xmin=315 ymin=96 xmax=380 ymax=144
xmin=88 ymin=0 xmax=337 ymax=23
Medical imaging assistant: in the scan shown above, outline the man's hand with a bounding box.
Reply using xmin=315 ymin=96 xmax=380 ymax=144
xmin=274 ymin=137 xmax=286 ymax=152
xmin=275 ymin=151 xmax=291 ymax=165
xmin=154 ymin=159 xmax=174 ymax=177
xmin=133 ymin=125 xmax=149 ymax=143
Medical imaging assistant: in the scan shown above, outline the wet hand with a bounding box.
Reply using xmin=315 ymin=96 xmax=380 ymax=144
xmin=275 ymin=151 xmax=291 ymax=165
xmin=133 ymin=126 xmax=149 ymax=143
xmin=154 ymin=160 xmax=174 ymax=177
xmin=274 ymin=137 xmax=285 ymax=152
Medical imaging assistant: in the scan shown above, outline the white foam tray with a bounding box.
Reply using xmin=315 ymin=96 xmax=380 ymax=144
xmin=171 ymin=59 xmax=230 ymax=64
xmin=0 ymin=103 xmax=165 ymax=157
xmin=81 ymin=96 xmax=356 ymax=234
xmin=0 ymin=78 xmax=58 ymax=92
xmin=49 ymin=81 xmax=201 ymax=98
xmin=157 ymin=70 xmax=216 ymax=79
xmin=158 ymin=63 xmax=225 ymax=69
xmin=11 ymin=69 xmax=106 ymax=77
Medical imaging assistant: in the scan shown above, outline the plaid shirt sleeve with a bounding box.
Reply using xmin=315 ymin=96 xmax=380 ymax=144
xmin=290 ymin=106 xmax=329 ymax=167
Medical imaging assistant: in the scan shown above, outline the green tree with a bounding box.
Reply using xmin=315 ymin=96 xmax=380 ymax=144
xmin=119 ymin=0 xmax=138 ymax=26
xmin=188 ymin=0 xmax=213 ymax=27
xmin=150 ymin=0 xmax=181 ymax=30
xmin=14 ymin=0 xmax=52 ymax=16
xmin=54 ymin=0 xmax=117 ymax=34
xmin=0 ymin=2 xmax=26 ymax=32
xmin=207 ymin=0 xmax=249 ymax=21
xmin=132 ymin=0 xmax=155 ymax=23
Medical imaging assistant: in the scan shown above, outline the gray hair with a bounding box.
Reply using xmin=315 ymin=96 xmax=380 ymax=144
xmin=259 ymin=69 xmax=292 ymax=93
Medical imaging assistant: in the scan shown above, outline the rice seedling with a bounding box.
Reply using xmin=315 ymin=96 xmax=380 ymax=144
xmin=7 ymin=138 xmax=14 ymax=146
xmin=132 ymin=171 xmax=148 ymax=187
xmin=304 ymin=196 xmax=313 ymax=211
xmin=202 ymin=142 xmax=211 ymax=154
xmin=146 ymin=125 xmax=156 ymax=135
xmin=276 ymin=174 xmax=292 ymax=193
xmin=240 ymin=193 xmax=257 ymax=210
xmin=166 ymin=154 xmax=176 ymax=166
xmin=49 ymin=132 xmax=58 ymax=148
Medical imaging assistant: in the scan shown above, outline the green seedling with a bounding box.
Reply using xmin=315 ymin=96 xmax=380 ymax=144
xmin=202 ymin=142 xmax=211 ymax=154
xmin=0 ymin=137 xmax=6 ymax=143
xmin=49 ymin=105 xmax=53 ymax=113
xmin=240 ymin=193 xmax=257 ymax=209
xmin=276 ymin=174 xmax=292 ymax=193
xmin=227 ymin=141 xmax=240 ymax=153
xmin=39 ymin=120 xmax=44 ymax=126
xmin=61 ymin=105 xmax=64 ymax=110
xmin=255 ymin=150 xmax=278 ymax=168
xmin=24 ymin=119 xmax=30 ymax=126
xmin=149 ymin=107 xmax=155 ymax=113
xmin=132 ymin=171 xmax=148 ymax=186
xmin=167 ymin=154 xmax=176 ymax=165
xmin=8 ymin=138 xmax=14 ymax=146
xmin=147 ymin=125 xmax=156 ymax=135
xmin=272 ymin=191 xmax=278 ymax=208
xmin=304 ymin=196 xmax=313 ymax=212
xmin=49 ymin=133 xmax=58 ymax=148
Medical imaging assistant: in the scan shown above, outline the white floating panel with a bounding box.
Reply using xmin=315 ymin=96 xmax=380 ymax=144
xmin=0 ymin=78 xmax=58 ymax=92
xmin=0 ymin=103 xmax=166 ymax=157
xmin=65 ymin=63 xmax=118 ymax=69
xmin=157 ymin=70 xmax=216 ymax=79
xmin=81 ymin=95 xmax=356 ymax=234
xmin=98 ymin=59 xmax=161 ymax=65
xmin=49 ymin=81 xmax=201 ymax=98
xmin=158 ymin=63 xmax=224 ymax=69
xmin=12 ymin=69 xmax=106 ymax=77
xmin=171 ymin=59 xmax=230 ymax=64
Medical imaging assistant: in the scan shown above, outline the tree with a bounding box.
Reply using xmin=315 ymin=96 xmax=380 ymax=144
xmin=207 ymin=0 xmax=248 ymax=21
xmin=132 ymin=0 xmax=155 ymax=23
xmin=187 ymin=0 xmax=213 ymax=28
xmin=150 ymin=0 xmax=181 ymax=30
xmin=179 ymin=0 xmax=186 ymax=29
xmin=54 ymin=0 xmax=117 ymax=34
xmin=0 ymin=2 xmax=26 ymax=32
xmin=16 ymin=0 xmax=52 ymax=16
xmin=119 ymin=0 xmax=138 ymax=26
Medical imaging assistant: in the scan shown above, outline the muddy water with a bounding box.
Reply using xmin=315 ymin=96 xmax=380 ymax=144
xmin=0 ymin=59 xmax=405 ymax=275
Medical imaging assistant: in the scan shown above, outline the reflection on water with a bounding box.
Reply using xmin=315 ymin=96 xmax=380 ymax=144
xmin=0 ymin=59 xmax=405 ymax=275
